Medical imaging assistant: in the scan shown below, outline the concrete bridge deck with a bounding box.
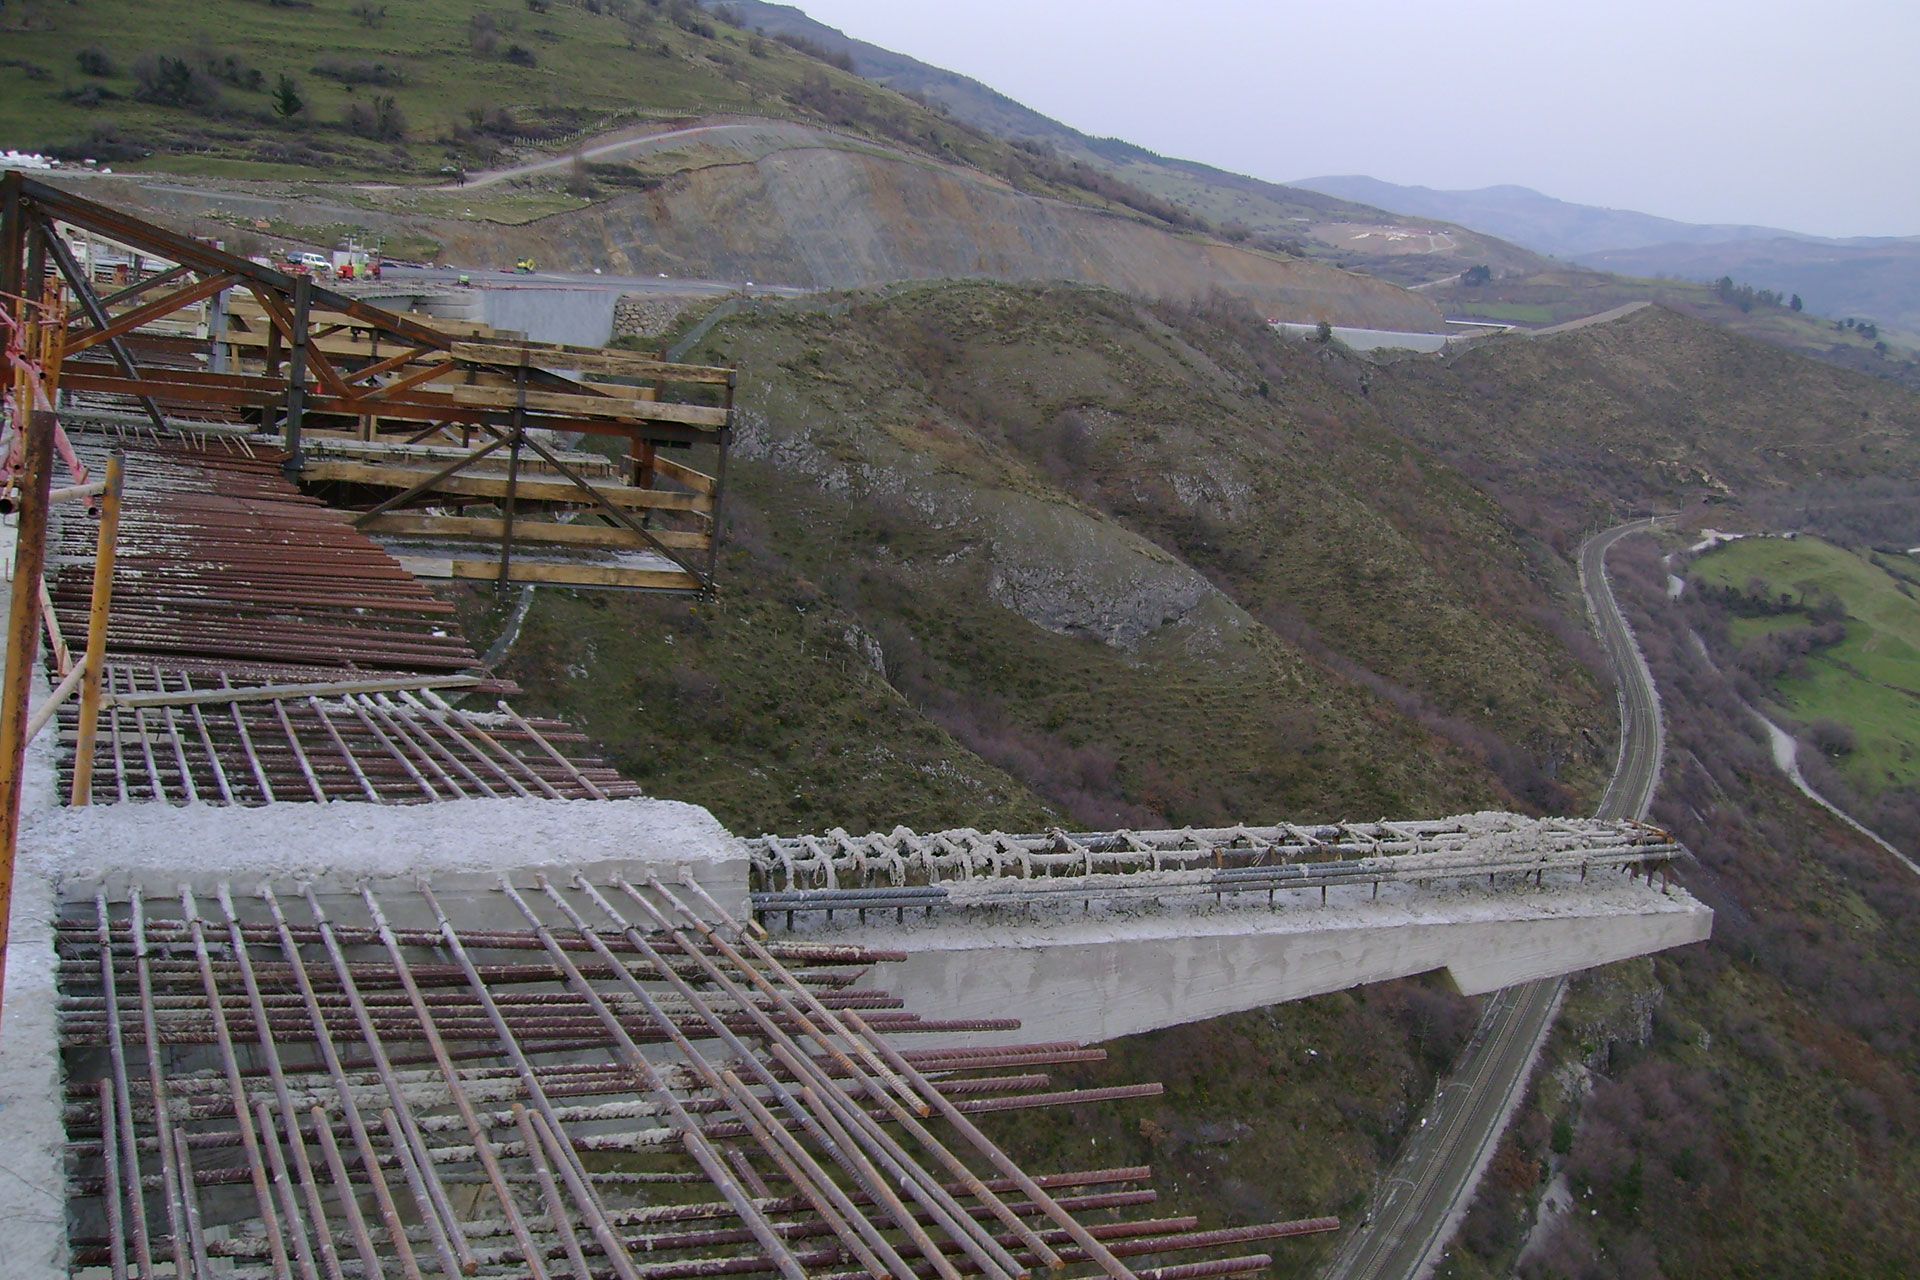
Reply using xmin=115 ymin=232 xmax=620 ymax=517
xmin=746 ymin=817 xmax=1711 ymax=1047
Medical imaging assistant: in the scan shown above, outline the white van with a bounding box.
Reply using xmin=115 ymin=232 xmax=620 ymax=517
xmin=289 ymin=251 xmax=332 ymax=275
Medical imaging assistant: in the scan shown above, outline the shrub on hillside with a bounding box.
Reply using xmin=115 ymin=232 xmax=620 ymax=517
xmin=46 ymin=125 xmax=150 ymax=162
xmin=343 ymin=94 xmax=407 ymax=141
xmin=468 ymin=13 xmax=501 ymax=56
xmin=131 ymin=54 xmax=221 ymax=108
xmin=75 ymin=46 xmax=115 ymax=77
xmin=313 ymin=56 xmax=408 ymax=87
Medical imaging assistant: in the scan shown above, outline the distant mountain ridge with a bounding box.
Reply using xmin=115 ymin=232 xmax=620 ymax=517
xmin=1295 ymin=175 xmax=1920 ymax=338
xmin=1288 ymin=175 xmax=1810 ymax=258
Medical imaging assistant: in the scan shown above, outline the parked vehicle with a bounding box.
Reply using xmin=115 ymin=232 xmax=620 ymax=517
xmin=288 ymin=251 xmax=332 ymax=276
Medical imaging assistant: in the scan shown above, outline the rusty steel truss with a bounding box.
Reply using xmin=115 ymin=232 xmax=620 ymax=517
xmin=2 ymin=171 xmax=731 ymax=594
xmin=61 ymin=871 xmax=1336 ymax=1279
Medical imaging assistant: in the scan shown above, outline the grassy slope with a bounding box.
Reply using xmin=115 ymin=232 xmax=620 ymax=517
xmin=1375 ymin=305 xmax=1920 ymax=547
xmin=0 ymin=0 xmax=1127 ymax=207
xmin=1429 ymin=270 xmax=1920 ymax=387
xmin=442 ymin=284 xmax=1623 ymax=1261
xmin=1690 ymin=536 xmax=1920 ymax=793
xmin=434 ymin=285 xmax=1920 ymax=1278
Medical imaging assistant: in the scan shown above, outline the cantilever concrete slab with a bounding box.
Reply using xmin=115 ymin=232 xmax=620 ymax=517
xmin=788 ymin=877 xmax=1711 ymax=1047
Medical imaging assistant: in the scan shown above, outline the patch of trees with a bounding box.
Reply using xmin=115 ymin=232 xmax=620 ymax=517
xmin=1462 ymin=263 xmax=1492 ymax=286
xmin=1713 ymin=274 xmax=1792 ymax=313
xmin=1835 ymin=316 xmax=1880 ymax=340
xmin=132 ymin=55 xmax=223 ymax=108
xmin=772 ymin=31 xmax=856 ymax=71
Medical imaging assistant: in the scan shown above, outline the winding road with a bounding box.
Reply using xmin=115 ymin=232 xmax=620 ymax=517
xmin=1319 ymin=518 xmax=1665 ymax=1280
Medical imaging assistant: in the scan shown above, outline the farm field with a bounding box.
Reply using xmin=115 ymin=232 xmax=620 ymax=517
xmin=1691 ymin=535 xmax=1920 ymax=792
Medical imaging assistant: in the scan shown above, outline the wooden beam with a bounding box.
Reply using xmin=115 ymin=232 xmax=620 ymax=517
xmin=357 ymin=356 xmax=458 ymax=402
xmin=347 ymin=344 xmax=445 ymax=385
xmin=450 ymin=383 xmax=729 ymax=428
xmin=66 ymin=272 xmax=240 ymax=353
xmin=650 ymin=453 xmax=717 ymax=495
xmin=394 ymin=557 xmax=703 ymax=591
xmin=452 ymin=340 xmax=733 ymax=384
xmin=305 ymin=460 xmax=714 ymax=513
xmin=361 ymin=513 xmax=711 ymax=551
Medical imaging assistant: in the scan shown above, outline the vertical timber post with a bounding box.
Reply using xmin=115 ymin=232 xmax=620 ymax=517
xmin=704 ymin=372 xmax=734 ymax=593
xmin=0 ymin=172 xmax=22 ymax=307
xmin=497 ymin=359 xmax=527 ymax=592
xmin=283 ymin=275 xmax=310 ymax=476
xmin=0 ymin=326 xmax=57 ymax=1031
xmin=70 ymin=452 xmax=123 ymax=806
xmin=208 ymin=279 xmax=229 ymax=375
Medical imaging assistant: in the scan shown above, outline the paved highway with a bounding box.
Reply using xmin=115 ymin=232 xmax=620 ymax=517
xmin=377 ymin=263 xmax=808 ymax=298
xmin=1319 ymin=519 xmax=1664 ymax=1280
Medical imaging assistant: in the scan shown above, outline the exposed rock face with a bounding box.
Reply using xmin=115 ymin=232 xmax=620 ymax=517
xmin=975 ymin=493 xmax=1223 ymax=650
xmin=535 ymin=147 xmax=1444 ymax=330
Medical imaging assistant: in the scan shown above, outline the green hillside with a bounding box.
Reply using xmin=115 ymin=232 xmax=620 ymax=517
xmin=444 ymin=284 xmax=1920 ymax=1277
xmin=1427 ymin=268 xmax=1920 ymax=386
xmin=0 ymin=0 xmax=1153 ymax=209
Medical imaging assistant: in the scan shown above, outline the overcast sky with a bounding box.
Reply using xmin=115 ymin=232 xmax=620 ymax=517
xmin=788 ymin=0 xmax=1917 ymax=238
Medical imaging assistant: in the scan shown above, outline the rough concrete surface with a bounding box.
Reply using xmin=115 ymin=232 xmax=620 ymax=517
xmin=24 ymin=794 xmax=746 ymax=900
xmin=0 ymin=651 xmax=74 ymax=1277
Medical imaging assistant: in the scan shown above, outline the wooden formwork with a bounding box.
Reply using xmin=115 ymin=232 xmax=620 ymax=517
xmin=0 ymin=172 xmax=733 ymax=594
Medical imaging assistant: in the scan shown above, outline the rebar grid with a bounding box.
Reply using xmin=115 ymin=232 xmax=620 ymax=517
xmin=58 ymin=872 xmax=1336 ymax=1279
xmin=40 ymin=435 xmax=638 ymax=805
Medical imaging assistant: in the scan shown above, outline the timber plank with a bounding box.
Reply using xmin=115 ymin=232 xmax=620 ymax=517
xmin=363 ymin=513 xmax=711 ymax=551
xmin=449 ymin=383 xmax=729 ymax=428
xmin=452 ymin=340 xmax=733 ymax=384
xmin=300 ymin=460 xmax=715 ymax=513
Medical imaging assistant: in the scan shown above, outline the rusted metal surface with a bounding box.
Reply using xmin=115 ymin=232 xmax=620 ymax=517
xmin=33 ymin=435 xmax=634 ymax=804
xmin=58 ymin=875 xmax=1339 ymax=1278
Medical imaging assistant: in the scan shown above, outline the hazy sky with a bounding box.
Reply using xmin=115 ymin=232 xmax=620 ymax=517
xmin=788 ymin=0 xmax=1917 ymax=238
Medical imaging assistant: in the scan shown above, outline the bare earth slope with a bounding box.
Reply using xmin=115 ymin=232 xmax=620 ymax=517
xmin=533 ymin=148 xmax=1445 ymax=326
xmin=69 ymin=125 xmax=1447 ymax=330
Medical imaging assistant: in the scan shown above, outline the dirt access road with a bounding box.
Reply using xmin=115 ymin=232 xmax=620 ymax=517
xmin=1319 ymin=518 xmax=1666 ymax=1280
xmin=451 ymin=121 xmax=772 ymax=190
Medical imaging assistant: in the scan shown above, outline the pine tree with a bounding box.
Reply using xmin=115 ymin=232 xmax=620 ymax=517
xmin=271 ymin=75 xmax=304 ymax=120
